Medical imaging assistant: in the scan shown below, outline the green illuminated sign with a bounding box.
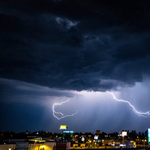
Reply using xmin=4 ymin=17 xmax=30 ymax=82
xmin=148 ymin=128 xmax=150 ymax=143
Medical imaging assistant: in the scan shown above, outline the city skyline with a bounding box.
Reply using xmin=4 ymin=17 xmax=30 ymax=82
xmin=1 ymin=0 xmax=150 ymax=133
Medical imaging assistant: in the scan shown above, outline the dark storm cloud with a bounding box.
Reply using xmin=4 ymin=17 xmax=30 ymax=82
xmin=0 ymin=78 xmax=74 ymax=100
xmin=1 ymin=0 xmax=150 ymax=91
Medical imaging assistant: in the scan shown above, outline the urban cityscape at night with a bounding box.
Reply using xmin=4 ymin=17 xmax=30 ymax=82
xmin=0 ymin=127 xmax=150 ymax=150
xmin=1 ymin=0 xmax=150 ymax=150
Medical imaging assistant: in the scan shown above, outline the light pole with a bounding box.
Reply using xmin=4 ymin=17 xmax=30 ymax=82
xmin=121 ymin=131 xmax=127 ymax=147
xmin=122 ymin=135 xmax=124 ymax=144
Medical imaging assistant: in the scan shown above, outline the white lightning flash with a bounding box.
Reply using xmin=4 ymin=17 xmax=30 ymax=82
xmin=108 ymin=91 xmax=150 ymax=117
xmin=52 ymin=99 xmax=78 ymax=120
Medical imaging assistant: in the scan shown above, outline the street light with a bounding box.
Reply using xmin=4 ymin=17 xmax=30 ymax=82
xmin=40 ymin=145 xmax=45 ymax=150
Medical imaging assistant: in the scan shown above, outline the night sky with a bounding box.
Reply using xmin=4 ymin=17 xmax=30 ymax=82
xmin=1 ymin=0 xmax=150 ymax=133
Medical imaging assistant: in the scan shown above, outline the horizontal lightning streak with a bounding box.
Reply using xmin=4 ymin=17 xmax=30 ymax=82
xmin=108 ymin=91 xmax=150 ymax=117
xmin=52 ymin=91 xmax=150 ymax=120
xmin=52 ymin=99 xmax=78 ymax=120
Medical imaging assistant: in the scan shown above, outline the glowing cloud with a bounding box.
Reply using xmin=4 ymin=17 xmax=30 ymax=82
xmin=52 ymin=99 xmax=78 ymax=120
xmin=52 ymin=91 xmax=150 ymax=120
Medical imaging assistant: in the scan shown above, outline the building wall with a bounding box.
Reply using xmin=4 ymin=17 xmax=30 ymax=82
xmin=29 ymin=142 xmax=56 ymax=150
xmin=0 ymin=144 xmax=16 ymax=150
xmin=0 ymin=142 xmax=71 ymax=150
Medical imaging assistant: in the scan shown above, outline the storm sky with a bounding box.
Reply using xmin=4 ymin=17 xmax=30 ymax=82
xmin=1 ymin=0 xmax=150 ymax=133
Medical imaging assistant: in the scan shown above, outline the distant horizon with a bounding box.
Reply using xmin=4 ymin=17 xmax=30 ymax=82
xmin=0 ymin=128 xmax=148 ymax=134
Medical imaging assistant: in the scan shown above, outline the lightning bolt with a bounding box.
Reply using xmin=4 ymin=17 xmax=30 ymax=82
xmin=52 ymin=91 xmax=150 ymax=120
xmin=52 ymin=99 xmax=78 ymax=120
xmin=108 ymin=91 xmax=150 ymax=117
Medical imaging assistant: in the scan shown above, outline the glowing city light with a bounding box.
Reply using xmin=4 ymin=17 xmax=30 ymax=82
xmin=60 ymin=125 xmax=67 ymax=130
xmin=108 ymin=91 xmax=150 ymax=117
xmin=52 ymin=99 xmax=78 ymax=120
xmin=148 ymin=128 xmax=150 ymax=143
